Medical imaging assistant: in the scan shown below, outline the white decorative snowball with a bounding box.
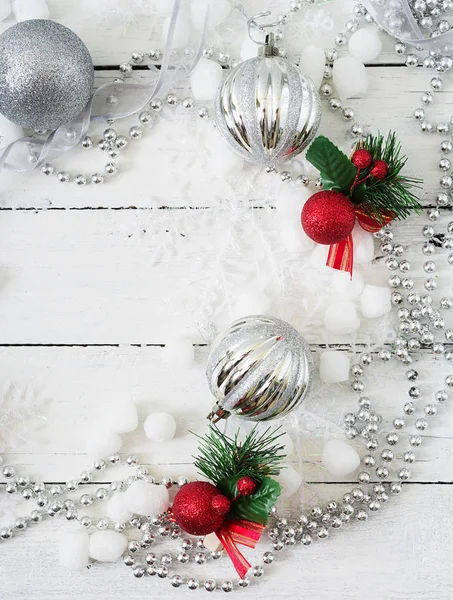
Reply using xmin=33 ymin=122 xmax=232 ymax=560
xmin=232 ymin=290 xmax=271 ymax=319
xmin=319 ymin=351 xmax=350 ymax=384
xmin=59 ymin=531 xmax=90 ymax=571
xmin=332 ymin=56 xmax=368 ymax=101
xmin=275 ymin=186 xmax=310 ymax=221
xmin=203 ymin=532 xmax=223 ymax=552
xmin=85 ymin=428 xmax=122 ymax=458
xmin=161 ymin=14 xmax=190 ymax=48
xmin=310 ymin=244 xmax=331 ymax=273
xmin=0 ymin=0 xmax=11 ymax=22
xmin=162 ymin=337 xmax=194 ymax=367
xmin=276 ymin=464 xmax=303 ymax=498
xmin=107 ymin=493 xmax=134 ymax=524
xmin=151 ymin=0 xmax=173 ymax=15
xmin=331 ymin=269 xmax=365 ymax=300
xmin=144 ymin=412 xmax=177 ymax=443
xmin=0 ymin=113 xmax=23 ymax=150
xmin=299 ymin=45 xmax=326 ymax=90
xmin=190 ymin=58 xmax=224 ymax=101
xmin=352 ymin=224 xmax=375 ymax=264
xmin=107 ymin=399 xmax=138 ymax=434
xmin=361 ymin=284 xmax=391 ymax=319
xmin=348 ymin=27 xmax=383 ymax=63
xmin=322 ymin=439 xmax=360 ymax=477
xmin=11 ymin=0 xmax=49 ymax=21
xmin=324 ymin=301 xmax=361 ymax=335
xmin=191 ymin=0 xmax=231 ymax=30
xmin=280 ymin=220 xmax=315 ymax=253
xmin=124 ymin=480 xmax=170 ymax=516
xmin=89 ymin=531 xmax=128 ymax=562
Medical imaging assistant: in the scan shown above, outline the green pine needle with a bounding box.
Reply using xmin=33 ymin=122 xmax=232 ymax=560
xmin=192 ymin=425 xmax=286 ymax=485
xmin=357 ymin=131 xmax=423 ymax=220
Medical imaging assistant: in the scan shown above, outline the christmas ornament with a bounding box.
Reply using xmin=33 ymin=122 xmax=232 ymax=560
xmin=214 ymin=33 xmax=321 ymax=167
xmin=172 ymin=426 xmax=285 ymax=577
xmin=301 ymin=191 xmax=356 ymax=245
xmin=302 ymin=133 xmax=421 ymax=276
xmin=206 ymin=315 xmax=313 ymax=423
xmin=172 ymin=481 xmax=231 ymax=536
xmin=0 ymin=20 xmax=94 ymax=130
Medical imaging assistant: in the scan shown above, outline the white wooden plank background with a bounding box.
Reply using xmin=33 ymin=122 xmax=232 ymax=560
xmin=1 ymin=1 xmax=453 ymax=598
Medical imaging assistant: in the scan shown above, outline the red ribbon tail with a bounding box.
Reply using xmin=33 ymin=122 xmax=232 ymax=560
xmin=216 ymin=527 xmax=251 ymax=580
xmin=355 ymin=206 xmax=395 ymax=232
xmin=327 ymin=234 xmax=354 ymax=279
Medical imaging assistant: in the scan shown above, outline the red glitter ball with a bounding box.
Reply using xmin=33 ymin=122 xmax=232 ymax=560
xmin=370 ymin=160 xmax=389 ymax=180
xmin=352 ymin=148 xmax=373 ymax=170
xmin=236 ymin=476 xmax=257 ymax=497
xmin=172 ymin=482 xmax=230 ymax=536
xmin=301 ymin=190 xmax=356 ymax=245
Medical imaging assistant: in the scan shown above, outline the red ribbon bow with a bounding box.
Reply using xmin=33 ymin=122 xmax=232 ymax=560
xmin=215 ymin=519 xmax=265 ymax=579
xmin=326 ymin=205 xmax=395 ymax=278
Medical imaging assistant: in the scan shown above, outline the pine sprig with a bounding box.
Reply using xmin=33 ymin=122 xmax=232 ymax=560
xmin=356 ymin=132 xmax=422 ymax=220
xmin=193 ymin=425 xmax=286 ymax=485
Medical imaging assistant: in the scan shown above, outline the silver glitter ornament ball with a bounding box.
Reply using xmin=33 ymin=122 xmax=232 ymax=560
xmin=214 ymin=34 xmax=321 ymax=167
xmin=206 ymin=315 xmax=313 ymax=422
xmin=0 ymin=20 xmax=94 ymax=131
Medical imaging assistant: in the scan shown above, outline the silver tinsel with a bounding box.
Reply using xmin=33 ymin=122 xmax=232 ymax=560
xmin=214 ymin=44 xmax=321 ymax=167
xmin=206 ymin=315 xmax=313 ymax=422
xmin=0 ymin=20 xmax=94 ymax=131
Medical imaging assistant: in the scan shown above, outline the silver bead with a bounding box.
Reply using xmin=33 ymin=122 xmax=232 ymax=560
xmin=139 ymin=110 xmax=153 ymax=124
xmin=129 ymin=126 xmax=142 ymax=139
xmin=57 ymin=171 xmax=70 ymax=183
xmin=103 ymin=128 xmax=117 ymax=142
xmin=166 ymin=93 xmax=179 ymax=107
xmin=399 ymin=468 xmax=411 ymax=481
xmin=80 ymin=516 xmax=91 ymax=527
xmin=410 ymin=435 xmax=422 ymax=447
xmin=74 ymin=174 xmax=87 ymax=186
xmin=119 ymin=63 xmax=132 ymax=75
xmin=376 ymin=466 xmax=389 ymax=479
xmin=149 ymin=49 xmax=162 ymax=61
xmin=187 ymin=578 xmax=199 ymax=590
xmin=41 ymin=163 xmax=54 ymax=175
xmin=435 ymin=390 xmax=448 ymax=402
xmin=221 ymin=581 xmax=234 ymax=593
xmin=81 ymin=136 xmax=93 ymax=149
xmin=150 ymin=98 xmax=162 ymax=112
xmin=204 ymin=580 xmax=216 ymax=592
xmin=91 ymin=173 xmax=104 ymax=185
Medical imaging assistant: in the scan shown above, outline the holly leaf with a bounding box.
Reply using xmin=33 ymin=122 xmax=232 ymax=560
xmin=306 ymin=136 xmax=357 ymax=193
xmin=217 ymin=476 xmax=282 ymax=525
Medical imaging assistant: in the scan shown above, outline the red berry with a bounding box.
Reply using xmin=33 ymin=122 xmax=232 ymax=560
xmin=211 ymin=494 xmax=231 ymax=515
xmin=370 ymin=160 xmax=389 ymax=180
xmin=236 ymin=476 xmax=257 ymax=497
xmin=352 ymin=148 xmax=373 ymax=170
xmin=301 ymin=191 xmax=356 ymax=245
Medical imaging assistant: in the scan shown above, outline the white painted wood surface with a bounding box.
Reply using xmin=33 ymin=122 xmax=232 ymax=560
xmin=1 ymin=1 xmax=452 ymax=598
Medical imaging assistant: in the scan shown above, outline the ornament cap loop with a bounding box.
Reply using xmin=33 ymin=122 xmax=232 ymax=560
xmin=258 ymin=34 xmax=279 ymax=57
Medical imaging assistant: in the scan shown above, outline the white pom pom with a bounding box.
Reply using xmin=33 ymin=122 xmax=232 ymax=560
xmin=161 ymin=15 xmax=190 ymax=48
xmin=106 ymin=493 xmax=134 ymax=524
xmin=319 ymin=350 xmax=350 ymax=383
xmin=322 ymin=439 xmax=360 ymax=477
xmin=85 ymin=428 xmax=122 ymax=458
xmin=203 ymin=532 xmax=224 ymax=552
xmin=162 ymin=337 xmax=194 ymax=367
xmin=144 ymin=412 xmax=177 ymax=443
xmin=309 ymin=244 xmax=331 ymax=273
xmin=352 ymin=224 xmax=375 ymax=264
xmin=190 ymin=58 xmax=224 ymax=101
xmin=324 ymin=301 xmax=360 ymax=335
xmin=123 ymin=481 xmax=170 ymax=516
xmin=232 ymin=290 xmax=271 ymax=319
xmin=240 ymin=30 xmax=265 ymax=61
xmin=348 ymin=28 xmax=383 ymax=63
xmin=191 ymin=0 xmax=231 ymax=29
xmin=0 ymin=0 xmax=11 ymax=22
xmin=59 ymin=531 xmax=90 ymax=571
xmin=11 ymin=0 xmax=49 ymax=21
xmin=89 ymin=531 xmax=128 ymax=562
xmin=276 ymin=464 xmax=303 ymax=498
xmin=360 ymin=284 xmax=391 ymax=319
xmin=280 ymin=220 xmax=315 ymax=253
xmin=107 ymin=399 xmax=138 ymax=434
xmin=332 ymin=56 xmax=368 ymax=101
xmin=299 ymin=45 xmax=326 ymax=89
xmin=280 ymin=431 xmax=295 ymax=457
xmin=331 ymin=270 xmax=365 ymax=300
xmin=275 ymin=186 xmax=310 ymax=220
xmin=0 ymin=114 xmax=23 ymax=150
xmin=151 ymin=0 xmax=173 ymax=15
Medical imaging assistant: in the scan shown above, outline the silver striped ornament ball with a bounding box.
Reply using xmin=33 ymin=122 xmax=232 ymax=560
xmin=206 ymin=315 xmax=313 ymax=422
xmin=214 ymin=36 xmax=321 ymax=167
xmin=0 ymin=19 xmax=94 ymax=131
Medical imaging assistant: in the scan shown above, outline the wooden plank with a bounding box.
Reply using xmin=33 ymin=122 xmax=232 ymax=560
xmin=1 ymin=485 xmax=452 ymax=599
xmin=0 ymin=65 xmax=441 ymax=210
xmin=1 ymin=345 xmax=452 ymax=482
